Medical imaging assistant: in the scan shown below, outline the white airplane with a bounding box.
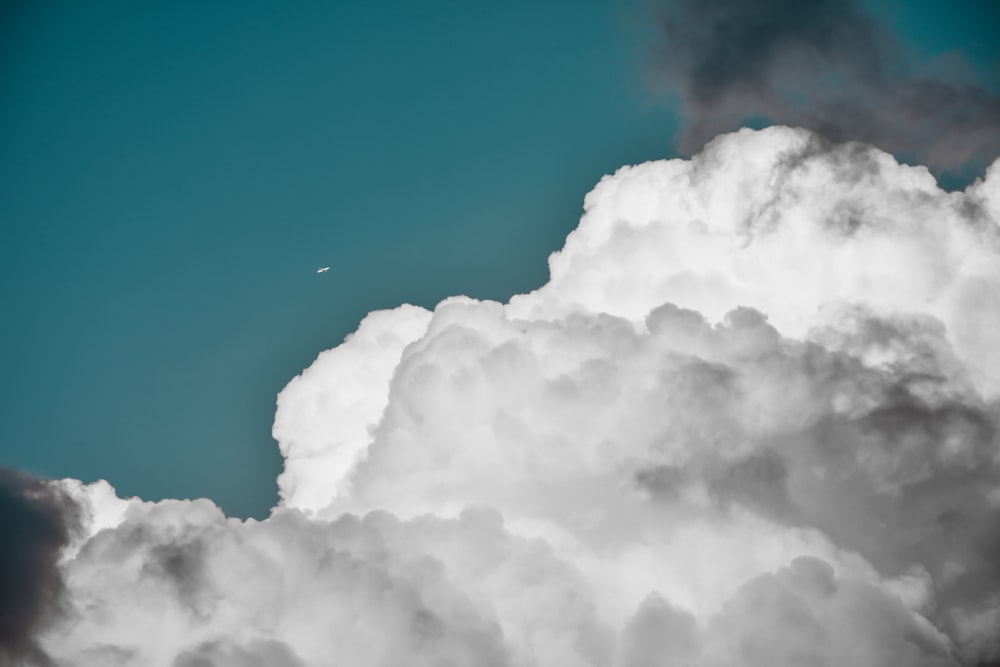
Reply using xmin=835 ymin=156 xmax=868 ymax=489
xmin=316 ymin=267 xmax=330 ymax=274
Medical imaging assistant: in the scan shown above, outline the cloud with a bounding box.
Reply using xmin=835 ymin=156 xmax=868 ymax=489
xmin=271 ymin=304 xmax=433 ymax=512
xmin=43 ymin=500 xmax=607 ymax=666
xmin=173 ymin=639 xmax=306 ymax=667
xmin=701 ymin=556 xmax=956 ymax=667
xmin=647 ymin=0 xmax=1000 ymax=180
xmin=618 ymin=592 xmax=699 ymax=667
xmin=0 ymin=468 xmax=80 ymax=666
xmin=35 ymin=127 xmax=1000 ymax=665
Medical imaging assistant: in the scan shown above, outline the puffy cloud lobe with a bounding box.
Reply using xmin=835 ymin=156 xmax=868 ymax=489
xmin=272 ymin=304 xmax=432 ymax=512
xmin=616 ymin=557 xmax=957 ymax=667
xmin=647 ymin=0 xmax=1000 ymax=180
xmin=700 ymin=556 xmax=956 ymax=667
xmin=43 ymin=498 xmax=610 ymax=666
xmin=330 ymin=295 xmax=998 ymax=643
xmin=510 ymin=127 xmax=1000 ymax=394
xmin=42 ymin=128 xmax=1000 ymax=665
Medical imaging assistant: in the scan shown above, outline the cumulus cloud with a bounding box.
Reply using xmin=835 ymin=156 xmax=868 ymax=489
xmin=647 ymin=0 xmax=1000 ymax=180
xmin=30 ymin=127 xmax=1000 ymax=665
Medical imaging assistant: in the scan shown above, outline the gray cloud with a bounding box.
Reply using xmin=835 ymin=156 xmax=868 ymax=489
xmin=649 ymin=0 xmax=1000 ymax=180
xmin=173 ymin=639 xmax=306 ymax=667
xmin=0 ymin=468 xmax=80 ymax=666
xmin=618 ymin=592 xmax=699 ymax=667
xmin=627 ymin=305 xmax=1000 ymax=665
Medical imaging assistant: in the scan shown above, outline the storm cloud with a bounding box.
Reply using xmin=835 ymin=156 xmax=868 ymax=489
xmin=648 ymin=0 xmax=1000 ymax=180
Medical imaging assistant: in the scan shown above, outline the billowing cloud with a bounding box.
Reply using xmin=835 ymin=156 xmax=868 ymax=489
xmin=29 ymin=127 xmax=1000 ymax=665
xmin=647 ymin=0 xmax=1000 ymax=180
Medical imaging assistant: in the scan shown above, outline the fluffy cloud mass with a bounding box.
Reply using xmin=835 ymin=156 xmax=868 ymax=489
xmin=21 ymin=127 xmax=1000 ymax=666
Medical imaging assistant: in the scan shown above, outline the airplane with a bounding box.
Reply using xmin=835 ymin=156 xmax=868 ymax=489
xmin=317 ymin=267 xmax=330 ymax=274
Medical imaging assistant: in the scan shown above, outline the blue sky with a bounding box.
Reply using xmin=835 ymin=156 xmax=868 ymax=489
xmin=2 ymin=0 xmax=998 ymax=518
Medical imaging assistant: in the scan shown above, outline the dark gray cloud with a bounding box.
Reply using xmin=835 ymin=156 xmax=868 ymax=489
xmin=649 ymin=0 xmax=1000 ymax=181
xmin=0 ymin=468 xmax=79 ymax=665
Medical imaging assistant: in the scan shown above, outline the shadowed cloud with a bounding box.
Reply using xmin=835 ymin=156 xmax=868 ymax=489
xmin=649 ymin=0 xmax=1000 ymax=182
xmin=0 ymin=468 xmax=80 ymax=665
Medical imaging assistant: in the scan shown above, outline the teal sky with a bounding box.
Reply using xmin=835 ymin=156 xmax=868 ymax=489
xmin=2 ymin=1 xmax=997 ymax=519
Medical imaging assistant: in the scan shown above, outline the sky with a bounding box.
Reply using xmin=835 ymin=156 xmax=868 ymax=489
xmin=3 ymin=1 xmax=1000 ymax=665
xmin=1 ymin=1 xmax=680 ymax=519
xmin=3 ymin=0 xmax=998 ymax=521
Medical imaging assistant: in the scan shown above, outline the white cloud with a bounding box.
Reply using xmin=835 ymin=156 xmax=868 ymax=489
xmin=271 ymin=304 xmax=432 ymax=512
xmin=510 ymin=128 xmax=1000 ymax=393
xmin=41 ymin=127 xmax=1000 ymax=666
